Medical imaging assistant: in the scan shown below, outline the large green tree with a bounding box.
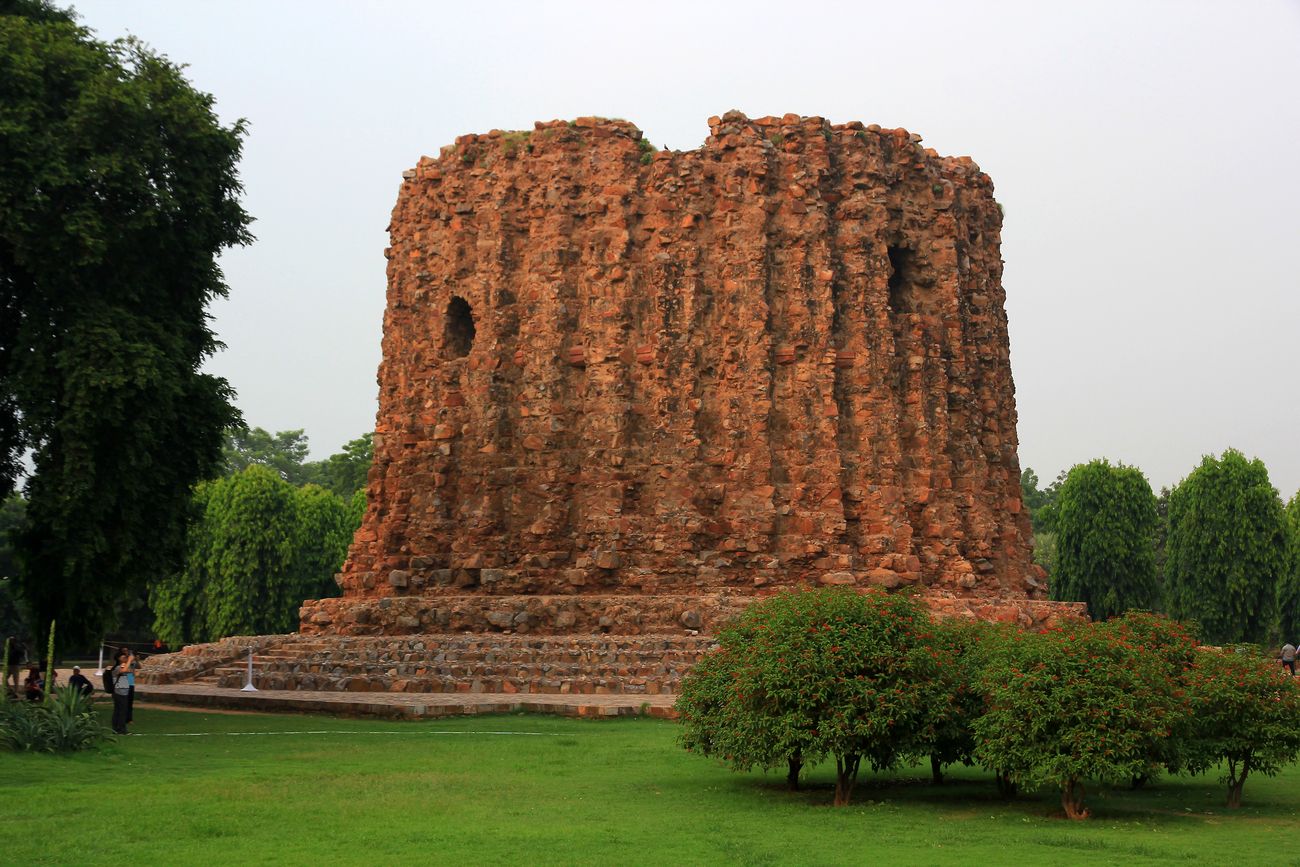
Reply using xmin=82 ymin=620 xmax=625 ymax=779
xmin=1050 ymin=459 xmax=1160 ymax=620
xmin=223 ymin=427 xmax=373 ymax=500
xmin=302 ymin=432 xmax=373 ymax=500
xmin=1165 ymin=450 xmax=1287 ymax=645
xmin=0 ymin=2 xmax=249 ymax=645
xmin=223 ymin=427 xmax=311 ymax=485
xmin=1279 ymin=493 xmax=1300 ymax=642
xmin=150 ymin=466 xmax=353 ymax=646
xmin=1020 ymin=467 xmax=1065 ymax=533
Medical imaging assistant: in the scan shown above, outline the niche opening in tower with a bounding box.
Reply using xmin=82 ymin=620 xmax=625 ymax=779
xmin=444 ymin=296 xmax=476 ymax=358
xmin=887 ymin=245 xmax=917 ymax=314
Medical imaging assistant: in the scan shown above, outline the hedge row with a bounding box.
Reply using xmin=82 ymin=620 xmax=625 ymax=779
xmin=676 ymin=588 xmax=1300 ymax=817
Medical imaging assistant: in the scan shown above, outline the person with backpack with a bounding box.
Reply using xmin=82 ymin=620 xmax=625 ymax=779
xmin=110 ymin=651 xmax=132 ymax=735
xmin=1281 ymin=642 xmax=1297 ymax=676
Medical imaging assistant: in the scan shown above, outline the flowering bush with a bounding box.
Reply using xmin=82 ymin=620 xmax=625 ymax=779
xmin=1098 ymin=611 xmax=1198 ymax=778
xmin=1182 ymin=648 xmax=1300 ymax=807
xmin=907 ymin=617 xmax=994 ymax=783
xmin=677 ymin=587 xmax=937 ymax=806
xmin=972 ymin=620 xmax=1186 ymax=819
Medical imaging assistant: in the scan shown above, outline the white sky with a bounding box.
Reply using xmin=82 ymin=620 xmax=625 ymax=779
xmin=70 ymin=0 xmax=1300 ymax=497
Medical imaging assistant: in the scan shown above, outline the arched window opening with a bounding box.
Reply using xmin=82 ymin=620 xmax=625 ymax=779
xmin=444 ymin=296 xmax=475 ymax=359
xmin=887 ymin=246 xmax=916 ymax=314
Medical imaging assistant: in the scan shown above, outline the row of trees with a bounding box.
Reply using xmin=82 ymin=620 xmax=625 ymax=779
xmin=1023 ymin=449 xmax=1300 ymax=645
xmin=148 ymin=427 xmax=370 ymax=645
xmin=1 ymin=427 xmax=371 ymax=650
xmin=677 ymin=588 xmax=1300 ymax=816
xmin=224 ymin=428 xmax=373 ymax=500
xmin=150 ymin=464 xmax=361 ymax=646
xmin=2 ymin=5 xmax=375 ymax=652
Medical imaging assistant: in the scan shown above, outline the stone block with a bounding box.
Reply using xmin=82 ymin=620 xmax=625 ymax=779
xmin=819 ymin=571 xmax=857 ymax=586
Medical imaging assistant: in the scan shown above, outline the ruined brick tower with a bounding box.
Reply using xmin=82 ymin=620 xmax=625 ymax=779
xmin=299 ymin=110 xmax=1068 ymax=647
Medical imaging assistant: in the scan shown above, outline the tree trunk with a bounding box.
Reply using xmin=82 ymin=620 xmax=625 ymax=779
xmin=1226 ymin=756 xmax=1250 ymax=809
xmin=996 ymin=770 xmax=1018 ymax=799
xmin=1061 ymin=778 xmax=1090 ymax=820
xmin=833 ymin=753 xmax=861 ymax=807
xmin=1130 ymin=773 xmax=1149 ymax=790
xmin=786 ymin=754 xmax=802 ymax=791
xmin=930 ymin=755 xmax=944 ymax=785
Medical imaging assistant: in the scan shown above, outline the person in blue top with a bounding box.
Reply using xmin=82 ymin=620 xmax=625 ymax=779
xmin=119 ymin=646 xmax=139 ymax=723
xmin=110 ymin=651 xmax=132 ymax=734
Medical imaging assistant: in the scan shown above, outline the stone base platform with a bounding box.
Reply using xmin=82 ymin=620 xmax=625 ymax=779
xmin=137 ymin=597 xmax=1087 ymax=717
xmin=139 ymin=633 xmax=718 ymax=697
xmin=297 ymin=592 xmax=1085 ymax=638
xmin=134 ymin=681 xmax=678 ymax=719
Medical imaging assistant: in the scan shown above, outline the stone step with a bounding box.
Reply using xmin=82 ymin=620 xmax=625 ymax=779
xmin=209 ymin=671 xmax=685 ymax=695
xmin=299 ymin=593 xmax=750 ymax=637
xmin=191 ymin=631 xmax=716 ymax=695
xmin=208 ymin=661 xmax=698 ymax=684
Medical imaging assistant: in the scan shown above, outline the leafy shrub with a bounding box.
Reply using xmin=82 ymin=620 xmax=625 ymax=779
xmin=1098 ymin=612 xmax=1198 ymax=777
xmin=909 ymin=617 xmax=992 ymax=783
xmin=0 ymin=700 xmax=49 ymax=751
xmin=42 ymin=688 xmax=109 ymax=751
xmin=678 ymin=587 xmax=939 ymax=806
xmin=1182 ymin=648 xmax=1300 ymax=807
xmin=973 ymin=621 xmax=1186 ymax=819
xmin=0 ymin=690 xmax=109 ymax=753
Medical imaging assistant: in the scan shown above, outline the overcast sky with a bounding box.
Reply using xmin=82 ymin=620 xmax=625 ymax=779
xmin=71 ymin=0 xmax=1300 ymax=497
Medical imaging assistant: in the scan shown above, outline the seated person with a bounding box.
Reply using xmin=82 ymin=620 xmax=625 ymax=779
xmin=23 ymin=666 xmax=43 ymax=702
xmin=68 ymin=665 xmax=94 ymax=696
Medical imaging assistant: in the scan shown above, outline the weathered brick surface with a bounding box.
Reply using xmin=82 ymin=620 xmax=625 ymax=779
xmin=321 ymin=111 xmax=1045 ymax=628
xmin=144 ymin=113 xmax=1084 ymax=704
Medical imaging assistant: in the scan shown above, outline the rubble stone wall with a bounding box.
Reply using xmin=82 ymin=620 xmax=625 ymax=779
xmin=310 ymin=111 xmax=1052 ymax=636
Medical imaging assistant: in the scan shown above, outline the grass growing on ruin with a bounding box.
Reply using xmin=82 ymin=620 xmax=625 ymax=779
xmin=1 ymin=708 xmax=1296 ymax=865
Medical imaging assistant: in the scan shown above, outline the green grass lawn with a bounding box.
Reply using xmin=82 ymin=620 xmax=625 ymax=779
xmin=1 ymin=707 xmax=1297 ymax=866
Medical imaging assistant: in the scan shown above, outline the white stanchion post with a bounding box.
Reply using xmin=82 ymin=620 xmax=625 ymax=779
xmin=94 ymin=644 xmax=104 ymax=677
xmin=241 ymin=647 xmax=258 ymax=692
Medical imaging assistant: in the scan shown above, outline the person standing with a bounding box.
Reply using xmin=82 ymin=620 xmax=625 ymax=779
xmin=122 ymin=646 xmax=139 ymax=723
xmin=6 ymin=636 xmax=27 ymax=693
xmin=1281 ymin=642 xmax=1297 ymax=676
xmin=110 ymin=652 xmax=132 ymax=735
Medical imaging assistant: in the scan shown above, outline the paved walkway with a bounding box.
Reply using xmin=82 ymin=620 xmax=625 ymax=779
xmin=134 ymin=681 xmax=679 ymax=720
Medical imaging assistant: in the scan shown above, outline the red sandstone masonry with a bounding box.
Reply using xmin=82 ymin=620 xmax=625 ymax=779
xmin=317 ymin=111 xmax=1045 ymax=629
xmin=142 ymin=113 xmax=1081 ymax=710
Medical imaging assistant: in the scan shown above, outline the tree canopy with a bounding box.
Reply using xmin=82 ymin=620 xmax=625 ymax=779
xmin=150 ymin=466 xmax=353 ymax=646
xmin=223 ymin=427 xmax=312 ymax=485
xmin=1165 ymin=450 xmax=1287 ymax=645
xmin=677 ymin=587 xmax=942 ymax=806
xmin=0 ymin=2 xmax=251 ymax=645
xmin=223 ymin=427 xmax=372 ymax=500
xmin=1021 ymin=467 xmax=1066 ymax=534
xmin=1050 ymin=459 xmax=1160 ymax=621
xmin=1280 ymin=493 xmax=1300 ymax=643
